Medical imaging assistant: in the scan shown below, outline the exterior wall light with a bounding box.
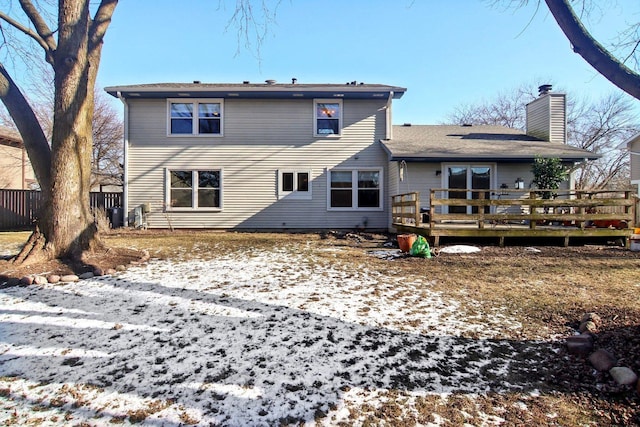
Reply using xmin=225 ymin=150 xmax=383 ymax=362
xmin=515 ymin=178 xmax=525 ymax=189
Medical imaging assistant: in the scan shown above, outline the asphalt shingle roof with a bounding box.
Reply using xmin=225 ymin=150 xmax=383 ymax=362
xmin=382 ymin=125 xmax=599 ymax=162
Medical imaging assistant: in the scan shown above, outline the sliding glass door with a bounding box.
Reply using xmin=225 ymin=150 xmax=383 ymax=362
xmin=445 ymin=164 xmax=494 ymax=214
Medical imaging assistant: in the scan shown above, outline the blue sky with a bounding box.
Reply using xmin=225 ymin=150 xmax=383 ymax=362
xmin=96 ymin=0 xmax=637 ymax=124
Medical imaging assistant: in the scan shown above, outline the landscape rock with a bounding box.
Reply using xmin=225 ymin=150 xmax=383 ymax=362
xmin=20 ymin=276 xmax=34 ymax=285
xmin=78 ymin=272 xmax=94 ymax=280
xmin=105 ymin=268 xmax=117 ymax=275
xmin=566 ymin=334 xmax=594 ymax=356
xmin=579 ymin=320 xmax=597 ymax=333
xmin=5 ymin=278 xmax=20 ymax=287
xmin=47 ymin=274 xmax=60 ymax=284
xmin=115 ymin=265 xmax=126 ymax=272
xmin=589 ymin=349 xmax=617 ymax=372
xmin=93 ymin=267 xmax=104 ymax=276
xmin=609 ymin=367 xmax=638 ymax=386
xmin=60 ymin=274 xmax=79 ymax=283
xmin=33 ymin=275 xmax=48 ymax=285
xmin=581 ymin=312 xmax=602 ymax=327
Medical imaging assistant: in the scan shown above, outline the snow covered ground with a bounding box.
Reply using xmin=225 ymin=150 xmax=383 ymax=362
xmin=0 ymin=243 xmax=552 ymax=426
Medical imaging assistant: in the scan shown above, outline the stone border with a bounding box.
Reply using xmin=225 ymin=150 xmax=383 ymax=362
xmin=566 ymin=312 xmax=639 ymax=394
xmin=0 ymin=250 xmax=150 ymax=288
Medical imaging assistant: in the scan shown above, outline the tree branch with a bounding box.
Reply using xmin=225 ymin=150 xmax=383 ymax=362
xmin=545 ymin=0 xmax=640 ymax=100
xmin=89 ymin=0 xmax=118 ymax=49
xmin=0 ymin=62 xmax=52 ymax=199
xmin=17 ymin=0 xmax=57 ymax=64
xmin=0 ymin=10 xmax=54 ymax=64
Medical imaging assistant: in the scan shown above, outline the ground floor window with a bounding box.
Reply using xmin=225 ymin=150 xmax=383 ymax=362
xmin=278 ymin=170 xmax=311 ymax=199
xmin=167 ymin=169 xmax=222 ymax=210
xmin=328 ymin=169 xmax=382 ymax=210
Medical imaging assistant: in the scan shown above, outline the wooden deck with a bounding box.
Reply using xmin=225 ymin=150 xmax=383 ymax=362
xmin=391 ymin=189 xmax=637 ymax=247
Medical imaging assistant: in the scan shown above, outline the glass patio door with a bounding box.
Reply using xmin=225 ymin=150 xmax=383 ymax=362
xmin=446 ymin=165 xmax=493 ymax=214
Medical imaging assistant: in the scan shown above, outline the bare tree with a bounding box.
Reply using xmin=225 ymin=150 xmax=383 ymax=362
xmin=91 ymin=91 xmax=123 ymax=190
xmin=446 ymin=83 xmax=639 ymax=190
xmin=0 ymin=1 xmax=271 ymax=264
xmin=0 ymin=0 xmax=117 ymax=264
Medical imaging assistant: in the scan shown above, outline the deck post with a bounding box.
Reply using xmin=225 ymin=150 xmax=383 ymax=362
xmin=478 ymin=190 xmax=485 ymax=229
xmin=529 ymin=191 xmax=537 ymax=229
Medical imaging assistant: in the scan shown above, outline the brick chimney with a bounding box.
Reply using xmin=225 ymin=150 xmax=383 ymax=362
xmin=526 ymin=85 xmax=567 ymax=144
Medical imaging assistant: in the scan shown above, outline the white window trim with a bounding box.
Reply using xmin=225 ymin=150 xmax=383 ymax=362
xmin=314 ymin=99 xmax=343 ymax=137
xmin=165 ymin=168 xmax=224 ymax=211
xmin=167 ymin=98 xmax=224 ymax=137
xmin=326 ymin=168 xmax=384 ymax=211
xmin=278 ymin=169 xmax=312 ymax=200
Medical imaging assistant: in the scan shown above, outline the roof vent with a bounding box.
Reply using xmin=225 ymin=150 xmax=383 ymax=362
xmin=265 ymin=79 xmax=276 ymax=85
xmin=462 ymin=123 xmax=473 ymax=127
xmin=291 ymin=78 xmax=297 ymax=84
xmin=193 ymin=80 xmax=201 ymax=84
xmin=403 ymin=123 xmax=412 ymax=127
xmin=242 ymin=80 xmax=250 ymax=84
xmin=538 ymin=84 xmax=553 ymax=95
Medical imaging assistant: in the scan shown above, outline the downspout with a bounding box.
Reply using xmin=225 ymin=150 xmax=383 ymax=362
xmin=116 ymin=91 xmax=129 ymax=226
xmin=385 ymin=91 xmax=394 ymax=232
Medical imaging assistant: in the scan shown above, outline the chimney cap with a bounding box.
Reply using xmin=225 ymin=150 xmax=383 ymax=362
xmin=538 ymin=84 xmax=553 ymax=95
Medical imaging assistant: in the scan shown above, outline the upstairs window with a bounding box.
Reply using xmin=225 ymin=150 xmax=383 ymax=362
xmin=314 ymin=99 xmax=342 ymax=136
xmin=168 ymin=169 xmax=222 ymax=210
xmin=168 ymin=99 xmax=223 ymax=136
xmin=278 ymin=170 xmax=311 ymax=200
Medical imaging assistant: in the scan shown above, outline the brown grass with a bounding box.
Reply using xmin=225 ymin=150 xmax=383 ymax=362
xmin=1 ymin=229 xmax=639 ymax=424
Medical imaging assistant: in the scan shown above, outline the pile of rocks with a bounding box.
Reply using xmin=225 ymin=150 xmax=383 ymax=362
xmin=566 ymin=312 xmax=639 ymax=394
xmin=0 ymin=250 xmax=150 ymax=287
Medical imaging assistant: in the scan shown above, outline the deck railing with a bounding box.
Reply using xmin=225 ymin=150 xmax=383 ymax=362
xmin=391 ymin=189 xmax=637 ymax=229
xmin=391 ymin=192 xmax=420 ymax=225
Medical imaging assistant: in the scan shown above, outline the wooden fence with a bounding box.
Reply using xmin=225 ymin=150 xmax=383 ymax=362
xmin=0 ymin=189 xmax=123 ymax=230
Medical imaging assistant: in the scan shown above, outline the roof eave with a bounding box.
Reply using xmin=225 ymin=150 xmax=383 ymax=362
xmin=388 ymin=154 xmax=600 ymax=163
xmin=105 ymin=85 xmax=407 ymax=100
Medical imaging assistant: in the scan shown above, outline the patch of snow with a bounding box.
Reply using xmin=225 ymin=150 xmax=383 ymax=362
xmin=0 ymin=245 xmax=549 ymax=426
xmin=439 ymin=245 xmax=481 ymax=254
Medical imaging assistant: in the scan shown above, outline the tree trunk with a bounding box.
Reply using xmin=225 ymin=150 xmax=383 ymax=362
xmin=0 ymin=0 xmax=117 ymax=265
xmin=42 ymin=0 xmax=102 ymax=260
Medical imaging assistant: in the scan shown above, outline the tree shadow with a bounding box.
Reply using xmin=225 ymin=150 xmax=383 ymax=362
xmin=0 ymin=272 xmax=570 ymax=425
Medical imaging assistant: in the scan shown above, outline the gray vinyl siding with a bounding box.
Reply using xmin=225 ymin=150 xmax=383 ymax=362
xmin=526 ymin=93 xmax=566 ymax=144
xmin=126 ymin=98 xmax=389 ymax=229
xmin=630 ymin=139 xmax=640 ymax=182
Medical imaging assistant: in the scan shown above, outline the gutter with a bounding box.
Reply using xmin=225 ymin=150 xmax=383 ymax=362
xmin=116 ymin=91 xmax=129 ymax=226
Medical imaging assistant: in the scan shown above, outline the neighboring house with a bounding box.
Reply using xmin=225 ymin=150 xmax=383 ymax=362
xmin=105 ymin=81 xmax=596 ymax=230
xmin=623 ymin=133 xmax=640 ymax=193
xmin=0 ymin=127 xmax=37 ymax=190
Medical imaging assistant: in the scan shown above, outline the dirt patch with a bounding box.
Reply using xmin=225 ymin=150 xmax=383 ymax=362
xmin=0 ymin=229 xmax=639 ymax=424
xmin=0 ymin=245 xmax=144 ymax=280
